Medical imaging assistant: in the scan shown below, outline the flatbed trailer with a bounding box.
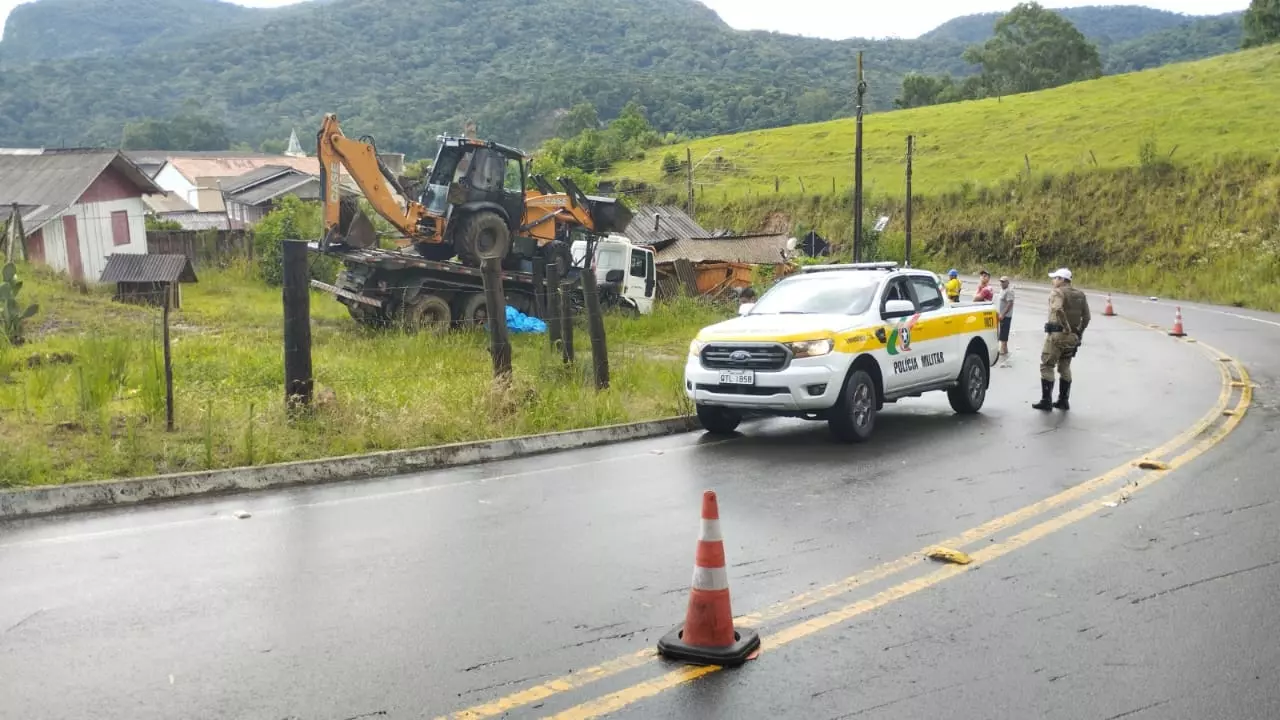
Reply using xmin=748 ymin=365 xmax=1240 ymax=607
xmin=306 ymin=242 xmax=560 ymax=329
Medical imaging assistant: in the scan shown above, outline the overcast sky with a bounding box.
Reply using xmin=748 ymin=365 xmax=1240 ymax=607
xmin=0 ymin=0 xmax=1251 ymax=40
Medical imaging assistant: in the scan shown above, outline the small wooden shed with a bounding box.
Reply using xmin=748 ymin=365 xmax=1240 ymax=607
xmin=99 ymin=253 xmax=198 ymax=308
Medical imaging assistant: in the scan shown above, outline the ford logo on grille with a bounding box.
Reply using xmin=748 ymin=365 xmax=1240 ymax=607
xmin=729 ymin=350 xmax=751 ymax=361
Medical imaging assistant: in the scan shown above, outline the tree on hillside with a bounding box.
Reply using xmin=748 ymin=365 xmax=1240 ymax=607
xmin=962 ymin=2 xmax=1103 ymax=95
xmin=121 ymin=101 xmax=230 ymax=151
xmin=556 ymin=103 xmax=601 ymax=138
xmin=1243 ymin=0 xmax=1280 ymax=47
xmin=894 ymin=73 xmax=957 ymax=109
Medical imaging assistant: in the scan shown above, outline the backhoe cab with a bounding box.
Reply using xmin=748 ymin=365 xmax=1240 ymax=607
xmin=317 ymin=114 xmax=632 ymax=268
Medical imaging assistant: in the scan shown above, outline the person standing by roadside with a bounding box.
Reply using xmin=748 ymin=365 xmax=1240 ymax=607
xmin=1033 ymin=268 xmax=1091 ymax=411
xmin=945 ymin=269 xmax=961 ymax=304
xmin=996 ymin=275 xmax=1014 ymax=356
xmin=973 ymin=270 xmax=994 ymax=303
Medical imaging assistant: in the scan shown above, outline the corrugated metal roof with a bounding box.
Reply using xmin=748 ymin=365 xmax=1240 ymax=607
xmin=155 ymin=211 xmax=245 ymax=231
xmin=654 ymin=234 xmax=795 ymax=265
xmin=0 ymin=149 xmax=161 ymax=232
xmin=624 ymin=205 xmax=711 ymax=246
xmin=99 ymin=253 xmax=198 ymax=284
xmin=231 ymin=174 xmax=318 ymax=206
xmin=166 ymin=154 xmax=320 ymax=182
xmin=222 ymin=164 xmax=297 ymax=193
xmin=143 ymin=191 xmax=195 ymax=213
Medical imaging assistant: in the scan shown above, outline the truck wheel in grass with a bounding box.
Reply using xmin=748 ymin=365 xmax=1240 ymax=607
xmin=948 ymin=350 xmax=989 ymax=414
xmin=400 ymin=292 xmax=452 ymax=332
xmin=696 ymin=404 xmax=742 ymax=435
xmin=828 ymin=369 xmax=877 ymax=443
xmin=454 ymin=292 xmax=491 ymax=328
xmin=455 ymin=212 xmax=511 ymax=267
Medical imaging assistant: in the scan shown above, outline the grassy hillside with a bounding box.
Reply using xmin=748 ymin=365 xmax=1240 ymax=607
xmin=611 ymin=47 xmax=1280 ymax=202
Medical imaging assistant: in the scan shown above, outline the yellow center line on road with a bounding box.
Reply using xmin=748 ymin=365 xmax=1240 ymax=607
xmin=545 ymin=351 xmax=1250 ymax=720
xmin=440 ymin=331 xmax=1237 ymax=720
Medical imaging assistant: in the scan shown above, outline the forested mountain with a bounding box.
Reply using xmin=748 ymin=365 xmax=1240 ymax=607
xmin=1103 ymin=14 xmax=1245 ymax=72
xmin=0 ymin=0 xmax=1250 ymax=158
xmin=921 ymin=5 xmax=1235 ymax=45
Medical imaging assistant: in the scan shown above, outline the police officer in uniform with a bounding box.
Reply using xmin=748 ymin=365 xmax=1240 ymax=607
xmin=1034 ymin=268 xmax=1091 ymax=411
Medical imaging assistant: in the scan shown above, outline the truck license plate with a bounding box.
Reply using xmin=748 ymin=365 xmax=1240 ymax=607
xmin=719 ymin=371 xmax=755 ymax=385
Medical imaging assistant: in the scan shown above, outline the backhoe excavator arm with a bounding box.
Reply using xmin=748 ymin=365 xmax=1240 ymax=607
xmin=317 ymin=113 xmax=432 ymax=249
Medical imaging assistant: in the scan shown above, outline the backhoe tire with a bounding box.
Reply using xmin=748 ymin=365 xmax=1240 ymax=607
xmin=414 ymin=242 xmax=456 ymax=262
xmin=456 ymin=212 xmax=511 ymax=267
xmin=400 ymin=293 xmax=452 ymax=333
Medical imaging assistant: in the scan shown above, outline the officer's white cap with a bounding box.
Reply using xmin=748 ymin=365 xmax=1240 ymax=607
xmin=1048 ymin=268 xmax=1072 ymax=281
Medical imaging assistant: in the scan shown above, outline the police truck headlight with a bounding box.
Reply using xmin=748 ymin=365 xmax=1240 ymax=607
xmin=787 ymin=339 xmax=834 ymax=358
xmin=689 ymin=339 xmax=707 ymax=358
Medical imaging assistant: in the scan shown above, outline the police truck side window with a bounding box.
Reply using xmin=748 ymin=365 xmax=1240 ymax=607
xmin=630 ymin=249 xmax=646 ymax=277
xmin=910 ymin=276 xmax=945 ymax=312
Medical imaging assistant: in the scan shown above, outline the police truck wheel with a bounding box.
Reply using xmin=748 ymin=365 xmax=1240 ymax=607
xmin=456 ymin=212 xmax=511 ymax=266
xmin=948 ymin=351 xmax=989 ymax=414
xmin=696 ymin=404 xmax=742 ymax=435
xmin=829 ymin=369 xmax=876 ymax=443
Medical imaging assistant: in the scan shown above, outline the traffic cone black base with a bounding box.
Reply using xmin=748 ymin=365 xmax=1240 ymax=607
xmin=657 ymin=626 xmax=760 ymax=667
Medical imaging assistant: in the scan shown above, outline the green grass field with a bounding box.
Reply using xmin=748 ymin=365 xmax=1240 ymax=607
xmin=0 ymin=261 xmax=725 ymax=487
xmin=611 ymin=46 xmax=1280 ymax=201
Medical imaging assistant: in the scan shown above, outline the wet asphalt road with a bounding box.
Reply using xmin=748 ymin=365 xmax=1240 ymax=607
xmin=1 ymin=286 xmax=1277 ymax=720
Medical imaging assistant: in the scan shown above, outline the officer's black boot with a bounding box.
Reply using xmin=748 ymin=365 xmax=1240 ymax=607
xmin=1032 ymin=379 xmax=1055 ymax=410
xmin=1054 ymin=380 xmax=1071 ymax=411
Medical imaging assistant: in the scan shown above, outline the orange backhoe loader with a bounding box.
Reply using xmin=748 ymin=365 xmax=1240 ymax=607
xmin=316 ymin=113 xmax=632 ymax=268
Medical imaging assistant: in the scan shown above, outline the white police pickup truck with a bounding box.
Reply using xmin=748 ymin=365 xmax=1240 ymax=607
xmin=684 ymin=262 xmax=1000 ymax=442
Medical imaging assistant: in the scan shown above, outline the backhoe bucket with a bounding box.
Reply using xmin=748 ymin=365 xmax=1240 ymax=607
xmin=333 ymin=195 xmax=377 ymax=249
xmin=342 ymin=208 xmax=378 ymax=249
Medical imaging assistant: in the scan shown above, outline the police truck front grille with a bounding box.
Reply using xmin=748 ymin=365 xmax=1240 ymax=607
xmin=701 ymin=344 xmax=790 ymax=371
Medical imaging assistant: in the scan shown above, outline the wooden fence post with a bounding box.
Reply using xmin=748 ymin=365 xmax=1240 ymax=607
xmin=282 ymin=239 xmax=313 ymax=412
xmin=579 ymin=256 xmax=609 ymax=389
xmin=545 ymin=256 xmax=562 ymax=351
xmin=162 ymin=290 xmax=175 ymax=431
xmin=481 ymin=257 xmax=513 ymax=378
xmin=532 ymin=255 xmax=547 ymax=319
xmin=558 ymin=257 xmax=575 ymax=364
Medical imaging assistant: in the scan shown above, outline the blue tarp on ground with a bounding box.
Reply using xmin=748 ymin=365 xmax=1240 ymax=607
xmin=505 ymin=305 xmax=547 ymax=334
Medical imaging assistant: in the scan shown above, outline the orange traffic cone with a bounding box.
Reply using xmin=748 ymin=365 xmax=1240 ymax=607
xmin=1104 ymin=294 xmax=1115 ymax=317
xmin=1169 ymin=306 xmax=1186 ymax=337
xmin=657 ymin=490 xmax=760 ymax=666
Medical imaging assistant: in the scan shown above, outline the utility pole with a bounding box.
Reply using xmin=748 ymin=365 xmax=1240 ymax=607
xmin=686 ymin=147 xmax=695 ymax=216
xmin=905 ymin=135 xmax=914 ymax=268
xmin=853 ymin=51 xmax=867 ymax=263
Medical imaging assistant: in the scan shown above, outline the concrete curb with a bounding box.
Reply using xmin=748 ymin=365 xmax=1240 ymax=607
xmin=0 ymin=415 xmax=700 ymax=520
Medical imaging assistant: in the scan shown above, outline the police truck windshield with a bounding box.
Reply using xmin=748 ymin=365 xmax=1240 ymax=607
xmin=749 ymin=274 xmax=880 ymax=316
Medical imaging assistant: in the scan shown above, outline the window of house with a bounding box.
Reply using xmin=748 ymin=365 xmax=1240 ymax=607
xmin=111 ymin=210 xmax=131 ymax=247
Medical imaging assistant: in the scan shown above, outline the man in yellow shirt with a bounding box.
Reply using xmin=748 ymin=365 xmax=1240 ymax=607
xmin=944 ymin=269 xmax=961 ymax=303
